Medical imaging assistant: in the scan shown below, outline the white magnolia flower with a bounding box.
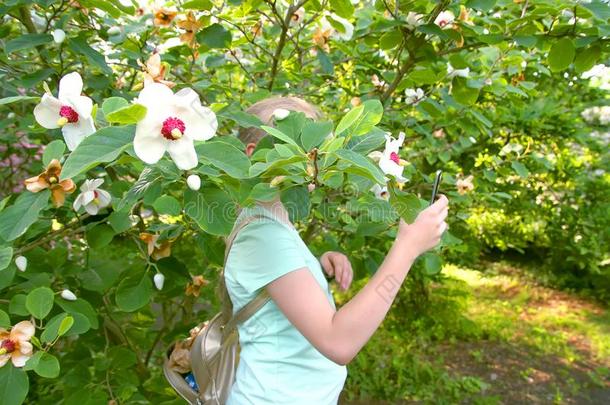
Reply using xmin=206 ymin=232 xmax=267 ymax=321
xmin=154 ymin=273 xmax=165 ymax=290
xmin=107 ymin=26 xmax=121 ymax=36
xmin=404 ymin=88 xmax=425 ymax=105
xmin=52 ymin=29 xmax=65 ymax=44
xmin=581 ymin=64 xmax=608 ymax=79
xmin=370 ymin=183 xmax=389 ymax=200
xmin=273 ymin=108 xmax=290 ymax=120
xmin=447 ymin=62 xmax=470 ymax=78
xmin=321 ymin=13 xmax=354 ymax=41
xmin=434 ymin=10 xmax=455 ymax=28
xmin=73 ymin=178 xmax=112 ymax=215
xmin=406 ymin=12 xmax=424 ymax=30
xmin=133 ymin=83 xmax=218 ymax=170
xmin=187 ymin=174 xmax=201 ymax=191
xmin=290 ymin=7 xmax=305 ymax=26
xmin=15 ymin=256 xmax=27 ymax=272
xmin=61 ymin=289 xmax=77 ymax=301
xmin=33 ymin=72 xmax=96 ymax=151
xmin=377 ymin=131 xmax=408 ymax=183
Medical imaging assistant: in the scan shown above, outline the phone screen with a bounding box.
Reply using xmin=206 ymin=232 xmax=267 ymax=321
xmin=429 ymin=170 xmax=442 ymax=206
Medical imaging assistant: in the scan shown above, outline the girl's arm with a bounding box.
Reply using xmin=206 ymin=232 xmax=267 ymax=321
xmin=266 ymin=195 xmax=449 ymax=365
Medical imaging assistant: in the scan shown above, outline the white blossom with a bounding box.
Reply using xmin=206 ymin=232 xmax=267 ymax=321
xmin=15 ymin=256 xmax=27 ymax=272
xmin=61 ymin=289 xmax=77 ymax=301
xmin=404 ymin=88 xmax=425 ymax=105
xmin=73 ymin=178 xmax=112 ymax=215
xmin=187 ymin=174 xmax=201 ymax=191
xmin=272 ymin=108 xmax=290 ymax=120
xmin=370 ymin=183 xmax=389 ymax=200
xmin=406 ymin=12 xmax=424 ymax=30
xmin=320 ymin=13 xmax=354 ymax=41
xmin=434 ymin=10 xmax=455 ymax=28
xmin=154 ymin=273 xmax=165 ymax=290
xmin=52 ymin=29 xmax=66 ymax=44
xmin=447 ymin=62 xmax=470 ymax=78
xmin=377 ymin=131 xmax=408 ymax=184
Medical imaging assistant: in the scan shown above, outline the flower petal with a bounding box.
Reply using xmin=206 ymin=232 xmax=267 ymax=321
xmin=10 ymin=321 xmax=35 ymax=341
xmin=62 ymin=117 xmax=96 ymax=151
xmin=58 ymin=72 xmax=83 ymax=100
xmin=51 ymin=188 xmax=66 ymax=207
xmin=178 ymin=105 xmax=218 ymax=141
xmin=134 ymin=119 xmax=167 ymax=164
xmin=81 ymin=190 xmax=96 ymax=206
xmin=25 ymin=175 xmax=49 ymax=193
xmin=0 ymin=354 xmax=10 ymax=368
xmin=96 ymin=189 xmax=112 ymax=207
xmin=18 ymin=341 xmax=33 ymax=355
xmin=167 ymin=138 xmax=198 ymax=170
xmin=84 ymin=203 xmax=100 ymax=215
xmin=73 ymin=194 xmax=84 ymax=211
xmin=59 ymin=179 xmax=76 ymax=193
xmin=11 ymin=352 xmax=31 ymax=368
xmin=66 ymin=95 xmax=93 ymax=119
xmin=33 ymin=94 xmax=62 ymax=129
xmin=136 ymin=82 xmax=174 ymax=112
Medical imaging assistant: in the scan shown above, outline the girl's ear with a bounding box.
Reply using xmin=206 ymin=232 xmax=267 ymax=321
xmin=246 ymin=142 xmax=257 ymax=157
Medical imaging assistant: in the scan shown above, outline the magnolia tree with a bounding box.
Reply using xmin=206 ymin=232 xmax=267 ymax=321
xmin=0 ymin=0 xmax=609 ymax=403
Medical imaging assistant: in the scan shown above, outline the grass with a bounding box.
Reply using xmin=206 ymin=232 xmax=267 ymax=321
xmin=337 ymin=260 xmax=610 ymax=404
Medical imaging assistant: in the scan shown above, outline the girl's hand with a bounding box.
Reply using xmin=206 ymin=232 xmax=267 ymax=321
xmin=396 ymin=194 xmax=449 ymax=259
xmin=320 ymin=251 xmax=353 ymax=291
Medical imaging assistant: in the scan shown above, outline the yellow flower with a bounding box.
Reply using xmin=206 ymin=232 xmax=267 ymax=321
xmin=0 ymin=321 xmax=35 ymax=368
xmin=139 ymin=232 xmax=172 ymax=261
xmin=24 ymin=159 xmax=76 ymax=207
xmin=153 ymin=8 xmax=177 ymax=27
xmin=177 ymin=12 xmax=202 ymax=49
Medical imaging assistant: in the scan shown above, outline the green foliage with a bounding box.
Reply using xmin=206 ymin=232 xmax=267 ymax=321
xmin=0 ymin=0 xmax=608 ymax=403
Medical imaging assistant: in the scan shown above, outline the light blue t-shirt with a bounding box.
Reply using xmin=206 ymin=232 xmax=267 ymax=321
xmin=224 ymin=205 xmax=347 ymax=405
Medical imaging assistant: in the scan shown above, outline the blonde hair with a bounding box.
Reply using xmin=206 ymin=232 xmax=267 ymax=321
xmin=238 ymin=96 xmax=323 ymax=145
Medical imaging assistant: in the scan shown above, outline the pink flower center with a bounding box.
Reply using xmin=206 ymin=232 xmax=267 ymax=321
xmin=59 ymin=106 xmax=79 ymax=123
xmin=161 ymin=117 xmax=186 ymax=140
xmin=390 ymin=152 xmax=400 ymax=164
xmin=1 ymin=339 xmax=15 ymax=353
xmin=93 ymin=190 xmax=99 ymax=199
xmin=439 ymin=20 xmax=447 ymax=27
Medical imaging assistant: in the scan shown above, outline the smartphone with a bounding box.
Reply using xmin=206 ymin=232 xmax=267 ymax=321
xmin=429 ymin=170 xmax=443 ymax=206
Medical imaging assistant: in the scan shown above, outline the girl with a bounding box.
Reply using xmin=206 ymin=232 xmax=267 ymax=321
xmin=223 ymin=96 xmax=449 ymax=405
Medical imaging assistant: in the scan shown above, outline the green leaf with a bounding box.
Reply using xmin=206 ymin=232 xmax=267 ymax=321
xmin=330 ymin=0 xmax=354 ymax=18
xmin=197 ymin=23 xmax=232 ymax=48
xmin=452 ymin=77 xmax=480 ymax=105
xmin=42 ymin=140 xmax=66 ymax=166
xmin=105 ymin=104 xmax=147 ymax=124
xmin=55 ymin=298 xmax=98 ymax=329
xmin=217 ymin=110 xmax=263 ymax=128
xmin=25 ymin=287 xmax=55 ymax=319
xmin=58 ymin=315 xmax=75 ymax=336
xmin=0 ymin=246 xmax=12 ymax=271
xmin=196 ymin=141 xmax=251 ymax=178
xmin=547 ymin=38 xmax=575 ymax=72
xmin=301 ymin=121 xmax=333 ymax=151
xmin=41 ymin=313 xmax=72 ymax=343
xmin=68 ymin=35 xmax=112 ymax=73
xmin=335 ymin=104 xmax=364 ymax=136
xmin=347 ymin=127 xmax=386 ymax=154
xmin=583 ymin=0 xmax=610 ymax=21
xmin=5 ymin=34 xmax=52 ymax=53
xmin=115 ymin=271 xmax=152 ymax=312
xmin=101 ymin=97 xmax=129 ymax=116
xmin=30 ymin=352 xmax=60 ymax=378
xmin=511 ymin=161 xmax=529 ymax=178
xmin=280 ymin=186 xmax=311 ymax=222
xmin=107 ymin=210 xmax=133 ymax=233
xmin=388 ymin=187 xmax=422 ymax=223
xmin=260 ymin=126 xmax=301 ymax=148
xmin=423 ymin=253 xmax=442 ymax=275
xmin=0 ymin=364 xmax=29 ymax=405
xmin=153 ymin=195 xmax=182 ymax=216
xmin=86 ymin=224 xmax=115 ymax=249
xmin=574 ymin=45 xmax=601 ymax=73
xmin=380 ymin=29 xmax=402 ymax=50
xmin=0 ymin=310 xmax=9 ymax=328
xmin=184 ymin=187 xmax=236 ymax=236
xmin=183 ymin=0 xmax=214 ymax=10
xmin=466 ymin=0 xmax=496 ymax=12
xmin=0 ymin=96 xmax=39 ymax=106
xmin=60 ymin=125 xmax=135 ymax=179
xmin=0 ymin=190 xmax=50 ymax=242
xmin=333 ymin=149 xmax=386 ymax=184
xmin=348 ymin=99 xmax=384 ymax=137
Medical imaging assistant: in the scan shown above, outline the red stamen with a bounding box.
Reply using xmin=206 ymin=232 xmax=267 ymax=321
xmin=390 ymin=152 xmax=400 ymax=165
xmin=161 ymin=117 xmax=186 ymax=140
xmin=1 ymin=339 xmax=15 ymax=353
xmin=59 ymin=106 xmax=79 ymax=123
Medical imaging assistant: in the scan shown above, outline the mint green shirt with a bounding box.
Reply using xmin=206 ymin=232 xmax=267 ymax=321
xmin=224 ymin=205 xmax=347 ymax=405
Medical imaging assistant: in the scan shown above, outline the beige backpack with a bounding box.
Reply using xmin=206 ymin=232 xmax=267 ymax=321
xmin=163 ymin=214 xmax=271 ymax=404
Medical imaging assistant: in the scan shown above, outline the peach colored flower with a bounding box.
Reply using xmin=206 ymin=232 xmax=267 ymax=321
xmin=139 ymin=53 xmax=176 ymax=88
xmin=456 ymin=174 xmax=474 ymax=194
xmin=139 ymin=233 xmax=172 ymax=261
xmin=0 ymin=320 xmax=35 ymax=368
xmin=177 ymin=12 xmax=202 ymax=48
xmin=313 ymin=27 xmax=332 ymax=52
xmin=24 ymin=159 xmax=76 ymax=207
xmin=185 ymin=275 xmax=209 ymax=297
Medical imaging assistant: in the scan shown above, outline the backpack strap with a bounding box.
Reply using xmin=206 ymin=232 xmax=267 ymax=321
xmin=220 ymin=213 xmax=272 ymax=340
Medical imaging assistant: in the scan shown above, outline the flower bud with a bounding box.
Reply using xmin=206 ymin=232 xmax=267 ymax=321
xmin=107 ymin=26 xmax=121 ymax=36
xmin=52 ymin=29 xmax=66 ymax=44
xmin=154 ymin=273 xmax=165 ymax=291
xmin=307 ymin=183 xmax=316 ymax=192
xmin=272 ymin=108 xmax=290 ymax=120
xmin=270 ymin=175 xmax=286 ymax=187
xmin=61 ymin=289 xmax=77 ymax=301
xmin=15 ymin=256 xmax=27 ymax=272
xmin=187 ymin=174 xmax=201 ymax=191
xmin=350 ymin=97 xmax=362 ymax=107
